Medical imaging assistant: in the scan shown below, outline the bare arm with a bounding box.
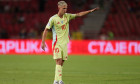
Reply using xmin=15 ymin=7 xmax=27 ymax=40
xmin=76 ymin=7 xmax=99 ymax=17
xmin=41 ymin=28 xmax=48 ymax=51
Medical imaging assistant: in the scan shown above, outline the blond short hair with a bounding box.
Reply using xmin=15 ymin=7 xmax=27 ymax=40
xmin=58 ymin=1 xmax=67 ymax=6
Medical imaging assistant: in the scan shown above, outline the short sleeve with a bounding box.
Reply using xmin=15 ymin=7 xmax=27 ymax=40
xmin=67 ymin=13 xmax=76 ymax=21
xmin=45 ymin=17 xmax=54 ymax=29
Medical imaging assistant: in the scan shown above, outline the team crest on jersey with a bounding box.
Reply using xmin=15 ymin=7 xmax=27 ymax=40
xmin=61 ymin=21 xmax=63 ymax=24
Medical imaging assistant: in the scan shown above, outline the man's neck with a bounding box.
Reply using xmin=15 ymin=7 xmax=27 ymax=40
xmin=58 ymin=12 xmax=64 ymax=18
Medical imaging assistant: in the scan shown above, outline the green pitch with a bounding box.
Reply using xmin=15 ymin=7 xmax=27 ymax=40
xmin=0 ymin=55 xmax=140 ymax=84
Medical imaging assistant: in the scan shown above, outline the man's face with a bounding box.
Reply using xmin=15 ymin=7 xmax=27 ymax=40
xmin=58 ymin=5 xmax=67 ymax=14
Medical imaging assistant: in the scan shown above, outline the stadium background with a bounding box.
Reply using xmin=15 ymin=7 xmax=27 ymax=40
xmin=0 ymin=0 xmax=140 ymax=84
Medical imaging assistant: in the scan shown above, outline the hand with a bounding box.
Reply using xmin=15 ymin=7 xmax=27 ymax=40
xmin=90 ymin=7 xmax=100 ymax=12
xmin=41 ymin=42 xmax=46 ymax=51
xmin=95 ymin=7 xmax=100 ymax=10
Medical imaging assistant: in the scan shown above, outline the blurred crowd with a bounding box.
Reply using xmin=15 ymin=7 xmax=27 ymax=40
xmin=0 ymin=0 xmax=129 ymax=40
xmin=100 ymin=0 xmax=140 ymax=40
xmin=0 ymin=0 xmax=95 ymax=39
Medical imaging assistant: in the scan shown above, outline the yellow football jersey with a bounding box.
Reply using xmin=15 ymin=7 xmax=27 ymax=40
xmin=46 ymin=13 xmax=76 ymax=46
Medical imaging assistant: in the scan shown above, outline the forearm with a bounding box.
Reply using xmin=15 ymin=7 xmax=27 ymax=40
xmin=42 ymin=28 xmax=48 ymax=43
xmin=76 ymin=10 xmax=91 ymax=17
xmin=76 ymin=7 xmax=99 ymax=17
